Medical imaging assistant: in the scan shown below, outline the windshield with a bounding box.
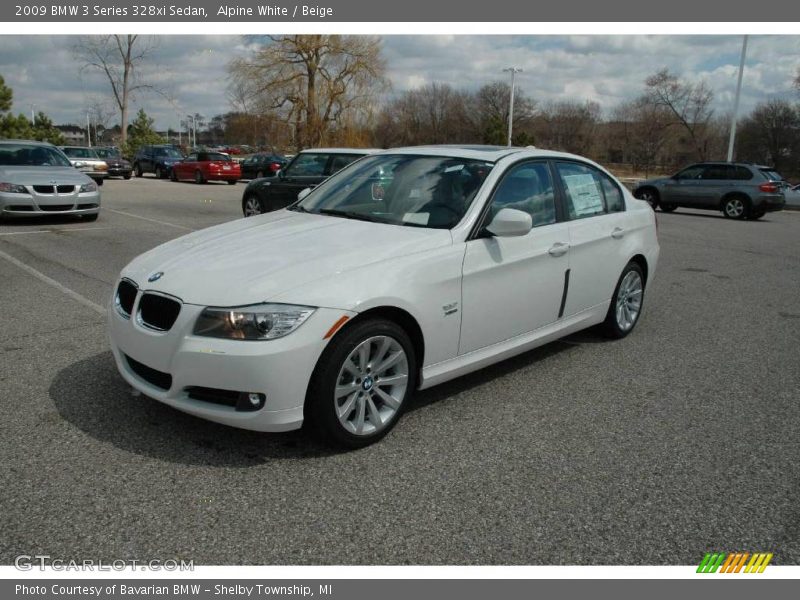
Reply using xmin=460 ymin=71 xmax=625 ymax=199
xmin=95 ymin=148 xmax=121 ymax=159
xmin=155 ymin=147 xmax=183 ymax=158
xmin=62 ymin=147 xmax=99 ymax=159
xmin=293 ymin=154 xmax=494 ymax=229
xmin=0 ymin=143 xmax=72 ymax=167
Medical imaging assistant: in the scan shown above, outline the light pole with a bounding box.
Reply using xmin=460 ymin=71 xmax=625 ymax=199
xmin=30 ymin=104 xmax=36 ymax=125
xmin=503 ymin=67 xmax=523 ymax=147
xmin=86 ymin=112 xmax=92 ymax=147
xmin=727 ymin=35 xmax=749 ymax=163
xmin=186 ymin=114 xmax=196 ymax=148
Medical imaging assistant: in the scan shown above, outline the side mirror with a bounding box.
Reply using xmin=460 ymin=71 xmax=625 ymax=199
xmin=485 ymin=208 xmax=532 ymax=237
xmin=297 ymin=187 xmax=312 ymax=201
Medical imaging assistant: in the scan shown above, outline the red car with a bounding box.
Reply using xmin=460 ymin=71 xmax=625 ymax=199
xmin=170 ymin=151 xmax=241 ymax=185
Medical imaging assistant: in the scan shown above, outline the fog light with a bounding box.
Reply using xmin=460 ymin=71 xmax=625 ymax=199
xmin=236 ymin=392 xmax=266 ymax=412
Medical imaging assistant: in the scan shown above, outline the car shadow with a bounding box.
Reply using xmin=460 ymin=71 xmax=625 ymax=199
xmin=0 ymin=214 xmax=97 ymax=227
xmin=657 ymin=210 xmax=774 ymax=222
xmin=49 ymin=335 xmax=590 ymax=466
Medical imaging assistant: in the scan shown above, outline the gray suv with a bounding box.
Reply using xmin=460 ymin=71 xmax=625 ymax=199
xmin=634 ymin=162 xmax=785 ymax=220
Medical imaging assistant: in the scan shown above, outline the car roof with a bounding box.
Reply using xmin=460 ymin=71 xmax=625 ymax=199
xmin=298 ymin=148 xmax=381 ymax=155
xmin=373 ymin=144 xmax=599 ymax=163
xmin=0 ymin=139 xmax=57 ymax=147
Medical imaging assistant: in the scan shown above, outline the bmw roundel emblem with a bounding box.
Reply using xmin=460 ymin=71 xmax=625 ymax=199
xmin=148 ymin=271 xmax=164 ymax=282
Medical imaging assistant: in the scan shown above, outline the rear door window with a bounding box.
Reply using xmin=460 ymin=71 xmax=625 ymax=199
xmin=328 ymin=154 xmax=360 ymax=175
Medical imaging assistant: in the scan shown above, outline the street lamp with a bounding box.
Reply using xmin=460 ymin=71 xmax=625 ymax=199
xmin=727 ymin=35 xmax=749 ymax=162
xmin=503 ymin=67 xmax=523 ymax=147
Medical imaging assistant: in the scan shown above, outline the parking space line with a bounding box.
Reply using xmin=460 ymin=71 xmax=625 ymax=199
xmin=0 ymin=248 xmax=106 ymax=315
xmin=105 ymin=208 xmax=195 ymax=231
xmin=0 ymin=227 xmax=115 ymax=236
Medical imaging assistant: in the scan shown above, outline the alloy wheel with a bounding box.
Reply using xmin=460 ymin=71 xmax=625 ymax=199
xmin=615 ymin=270 xmax=643 ymax=332
xmin=724 ymin=198 xmax=745 ymax=218
xmin=243 ymin=197 xmax=262 ymax=217
xmin=334 ymin=335 xmax=408 ymax=436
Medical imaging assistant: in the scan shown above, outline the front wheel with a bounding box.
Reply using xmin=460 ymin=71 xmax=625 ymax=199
xmin=305 ymin=318 xmax=416 ymax=448
xmin=659 ymin=204 xmax=677 ymax=213
xmin=134 ymin=164 xmax=143 ymax=178
xmin=601 ymin=262 xmax=645 ymax=339
xmin=170 ymin=168 xmax=178 ymax=182
xmin=155 ymin=166 xmax=164 ymax=179
xmin=194 ymin=170 xmax=205 ymax=185
xmin=636 ymin=188 xmax=659 ymax=210
xmin=227 ymin=179 xmax=237 ymax=185
xmin=242 ymin=195 xmax=264 ymax=217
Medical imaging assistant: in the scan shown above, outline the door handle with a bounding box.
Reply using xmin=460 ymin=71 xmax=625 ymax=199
xmin=611 ymin=227 xmax=625 ymax=239
xmin=548 ymin=242 xmax=569 ymax=257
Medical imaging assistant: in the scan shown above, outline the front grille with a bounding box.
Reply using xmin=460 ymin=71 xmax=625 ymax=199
xmin=125 ymin=354 xmax=172 ymax=390
xmin=185 ymin=386 xmax=240 ymax=408
xmin=33 ymin=185 xmax=54 ymax=194
xmin=39 ymin=204 xmax=74 ymax=212
xmin=57 ymin=185 xmax=75 ymax=193
xmin=7 ymin=205 xmax=33 ymax=211
xmin=138 ymin=293 xmax=181 ymax=331
xmin=77 ymin=203 xmax=99 ymax=209
xmin=115 ymin=279 xmax=137 ymax=317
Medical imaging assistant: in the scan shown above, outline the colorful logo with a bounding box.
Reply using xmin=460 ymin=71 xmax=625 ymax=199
xmin=697 ymin=552 xmax=773 ymax=573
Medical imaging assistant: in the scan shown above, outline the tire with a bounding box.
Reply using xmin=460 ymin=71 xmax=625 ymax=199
xmin=170 ymin=168 xmax=178 ymax=182
xmin=123 ymin=174 xmax=131 ymax=180
xmin=256 ymin=170 xmax=264 ymax=179
xmin=242 ymin=195 xmax=264 ymax=217
xmin=82 ymin=213 xmax=99 ymax=222
xmin=722 ymin=195 xmax=749 ymax=220
xmin=601 ymin=261 xmax=646 ymax=339
xmin=305 ymin=318 xmax=416 ymax=448
xmin=659 ymin=204 xmax=677 ymax=212
xmin=227 ymin=179 xmax=237 ymax=185
xmin=95 ymin=178 xmax=104 ymax=187
xmin=194 ymin=170 xmax=205 ymax=185
xmin=155 ymin=166 xmax=164 ymax=179
xmin=134 ymin=164 xmax=143 ymax=178
xmin=636 ymin=187 xmax=659 ymax=210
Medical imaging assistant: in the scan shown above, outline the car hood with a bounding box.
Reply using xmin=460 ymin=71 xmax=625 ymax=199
xmin=0 ymin=165 xmax=92 ymax=185
xmin=637 ymin=177 xmax=671 ymax=187
xmin=122 ymin=210 xmax=453 ymax=307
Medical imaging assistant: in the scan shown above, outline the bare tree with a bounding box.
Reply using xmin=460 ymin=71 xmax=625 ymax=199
xmin=534 ymin=100 xmax=601 ymax=154
xmin=644 ymin=69 xmax=715 ymax=161
xmin=475 ymin=81 xmax=536 ymax=145
xmin=229 ymin=35 xmax=387 ymax=150
xmin=72 ymin=35 xmax=166 ymax=146
xmin=610 ymin=98 xmax=673 ymax=176
xmin=737 ymin=99 xmax=800 ymax=173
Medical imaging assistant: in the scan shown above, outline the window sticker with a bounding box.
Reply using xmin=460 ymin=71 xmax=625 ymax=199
xmin=403 ymin=212 xmax=429 ymax=225
xmin=563 ymin=173 xmax=604 ymax=216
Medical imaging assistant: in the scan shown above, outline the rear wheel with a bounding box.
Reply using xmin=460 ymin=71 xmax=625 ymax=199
xmin=170 ymin=168 xmax=178 ymax=182
xmin=134 ymin=164 xmax=143 ymax=178
xmin=123 ymin=173 xmax=132 ymax=180
xmin=256 ymin=170 xmax=264 ymax=179
xmin=601 ymin=262 xmax=645 ymax=339
xmin=722 ymin=196 xmax=749 ymax=219
xmin=194 ymin=170 xmax=205 ymax=185
xmin=305 ymin=318 xmax=416 ymax=448
xmin=155 ymin=166 xmax=164 ymax=179
xmin=659 ymin=204 xmax=677 ymax=212
xmin=227 ymin=179 xmax=237 ymax=185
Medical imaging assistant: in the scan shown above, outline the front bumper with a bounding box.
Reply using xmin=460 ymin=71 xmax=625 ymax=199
xmin=108 ymin=167 xmax=132 ymax=177
xmin=107 ymin=287 xmax=356 ymax=432
xmin=0 ymin=189 xmax=101 ymax=218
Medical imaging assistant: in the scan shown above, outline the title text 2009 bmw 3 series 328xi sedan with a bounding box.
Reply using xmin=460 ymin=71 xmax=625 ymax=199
xmin=108 ymin=145 xmax=660 ymax=448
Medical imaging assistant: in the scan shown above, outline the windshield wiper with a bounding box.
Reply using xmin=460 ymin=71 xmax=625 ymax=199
xmin=288 ymin=204 xmax=310 ymax=213
xmin=317 ymin=208 xmax=390 ymax=224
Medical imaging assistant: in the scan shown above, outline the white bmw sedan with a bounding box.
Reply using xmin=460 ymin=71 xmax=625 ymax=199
xmin=108 ymin=145 xmax=659 ymax=447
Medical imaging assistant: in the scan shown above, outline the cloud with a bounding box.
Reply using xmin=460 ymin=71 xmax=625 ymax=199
xmin=0 ymin=35 xmax=797 ymax=130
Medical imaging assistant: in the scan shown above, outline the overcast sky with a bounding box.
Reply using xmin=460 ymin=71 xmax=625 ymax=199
xmin=1 ymin=35 xmax=798 ymax=130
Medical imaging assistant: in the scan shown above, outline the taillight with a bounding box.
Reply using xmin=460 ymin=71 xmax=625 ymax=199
xmin=759 ymin=182 xmax=779 ymax=193
xmin=269 ymin=162 xmax=281 ymax=171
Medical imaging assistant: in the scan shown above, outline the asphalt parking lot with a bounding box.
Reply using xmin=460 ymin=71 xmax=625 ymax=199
xmin=1 ymin=176 xmax=799 ymax=566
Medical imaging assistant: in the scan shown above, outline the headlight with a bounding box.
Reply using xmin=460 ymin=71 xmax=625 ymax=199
xmin=194 ymin=303 xmax=316 ymax=340
xmin=79 ymin=181 xmax=97 ymax=193
xmin=0 ymin=182 xmax=27 ymax=193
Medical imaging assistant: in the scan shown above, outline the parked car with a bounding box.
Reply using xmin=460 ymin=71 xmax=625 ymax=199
xmin=785 ymin=183 xmax=800 ymax=208
xmin=634 ymin=162 xmax=785 ymax=220
xmin=94 ymin=147 xmax=132 ymax=179
xmin=239 ymin=153 xmax=287 ymax=179
xmin=133 ymin=144 xmax=185 ymax=179
xmin=0 ymin=140 xmax=100 ymax=221
xmin=108 ymin=145 xmax=659 ymax=447
xmin=170 ymin=151 xmax=241 ymax=184
xmin=241 ymin=148 xmax=377 ymax=216
xmin=59 ymin=146 xmax=108 ymax=186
